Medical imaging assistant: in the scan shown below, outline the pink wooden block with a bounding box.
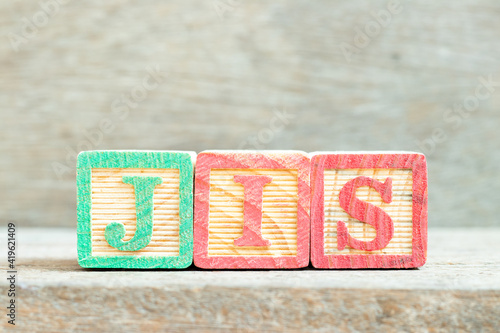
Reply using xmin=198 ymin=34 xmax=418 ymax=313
xmin=194 ymin=151 xmax=310 ymax=269
xmin=311 ymin=152 xmax=428 ymax=269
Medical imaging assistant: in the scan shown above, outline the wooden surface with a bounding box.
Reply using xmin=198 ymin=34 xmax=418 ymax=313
xmin=77 ymin=151 xmax=195 ymax=269
xmin=323 ymin=168 xmax=413 ymax=255
xmin=1 ymin=0 xmax=500 ymax=228
xmin=208 ymin=169 xmax=299 ymax=256
xmin=1 ymin=227 xmax=499 ymax=332
xmin=91 ymin=168 xmax=181 ymax=257
xmin=194 ymin=151 xmax=310 ymax=268
xmin=311 ymin=152 xmax=427 ymax=268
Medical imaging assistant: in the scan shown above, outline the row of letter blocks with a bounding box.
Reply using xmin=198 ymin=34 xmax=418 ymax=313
xmin=77 ymin=151 xmax=427 ymax=269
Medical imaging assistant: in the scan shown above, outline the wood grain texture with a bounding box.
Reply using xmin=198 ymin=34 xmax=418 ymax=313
xmin=1 ymin=1 xmax=499 ymax=229
xmin=208 ymin=169 xmax=298 ymax=256
xmin=77 ymin=151 xmax=195 ymax=269
xmin=323 ymin=169 xmax=413 ymax=255
xmin=311 ymin=152 xmax=427 ymax=269
xmin=194 ymin=151 xmax=310 ymax=269
xmin=91 ymin=168 xmax=180 ymax=256
xmin=4 ymin=227 xmax=500 ymax=332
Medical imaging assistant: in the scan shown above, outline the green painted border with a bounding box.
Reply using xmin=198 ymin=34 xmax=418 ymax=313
xmin=77 ymin=151 xmax=194 ymax=269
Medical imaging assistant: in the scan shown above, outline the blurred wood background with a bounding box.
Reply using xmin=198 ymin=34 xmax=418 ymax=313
xmin=0 ymin=0 xmax=499 ymax=227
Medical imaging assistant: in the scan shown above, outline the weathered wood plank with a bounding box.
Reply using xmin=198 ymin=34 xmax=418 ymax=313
xmin=1 ymin=227 xmax=499 ymax=331
xmin=0 ymin=0 xmax=499 ymax=227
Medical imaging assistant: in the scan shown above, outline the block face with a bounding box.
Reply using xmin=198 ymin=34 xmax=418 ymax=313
xmin=323 ymin=169 xmax=413 ymax=256
xmin=311 ymin=153 xmax=427 ymax=269
xmin=194 ymin=151 xmax=310 ymax=269
xmin=91 ymin=168 xmax=181 ymax=257
xmin=77 ymin=151 xmax=194 ymax=269
xmin=208 ymin=169 xmax=299 ymax=257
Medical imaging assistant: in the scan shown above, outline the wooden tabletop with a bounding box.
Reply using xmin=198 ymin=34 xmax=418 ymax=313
xmin=1 ymin=227 xmax=499 ymax=331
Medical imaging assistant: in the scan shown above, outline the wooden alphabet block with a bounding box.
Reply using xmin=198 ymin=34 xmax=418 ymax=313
xmin=194 ymin=151 xmax=310 ymax=269
xmin=310 ymin=152 xmax=427 ymax=269
xmin=77 ymin=151 xmax=195 ymax=269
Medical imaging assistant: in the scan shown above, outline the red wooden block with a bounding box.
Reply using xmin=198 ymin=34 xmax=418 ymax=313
xmin=194 ymin=151 xmax=310 ymax=269
xmin=310 ymin=152 xmax=428 ymax=269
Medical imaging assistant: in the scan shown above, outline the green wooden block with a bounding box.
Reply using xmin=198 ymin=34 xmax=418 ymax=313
xmin=77 ymin=151 xmax=195 ymax=269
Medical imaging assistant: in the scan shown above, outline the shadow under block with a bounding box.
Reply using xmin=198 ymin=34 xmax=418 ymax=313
xmin=77 ymin=151 xmax=195 ymax=269
xmin=310 ymin=152 xmax=428 ymax=269
xmin=194 ymin=151 xmax=311 ymax=269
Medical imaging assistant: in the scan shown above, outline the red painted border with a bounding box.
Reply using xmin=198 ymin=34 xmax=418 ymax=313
xmin=311 ymin=153 xmax=428 ymax=269
xmin=194 ymin=151 xmax=310 ymax=269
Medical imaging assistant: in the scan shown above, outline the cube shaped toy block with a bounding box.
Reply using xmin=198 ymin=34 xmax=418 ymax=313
xmin=194 ymin=151 xmax=311 ymax=269
xmin=77 ymin=151 xmax=195 ymax=269
xmin=310 ymin=152 xmax=428 ymax=269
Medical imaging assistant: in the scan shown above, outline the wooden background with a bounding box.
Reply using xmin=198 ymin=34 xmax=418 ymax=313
xmin=1 ymin=0 xmax=499 ymax=227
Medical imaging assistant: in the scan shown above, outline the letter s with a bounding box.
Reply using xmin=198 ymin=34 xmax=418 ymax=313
xmin=337 ymin=176 xmax=394 ymax=251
